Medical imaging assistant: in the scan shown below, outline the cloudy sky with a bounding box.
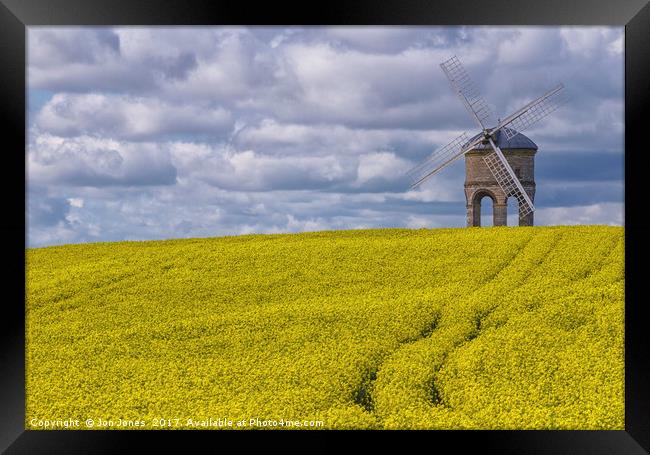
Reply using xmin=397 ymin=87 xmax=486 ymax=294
xmin=27 ymin=26 xmax=624 ymax=247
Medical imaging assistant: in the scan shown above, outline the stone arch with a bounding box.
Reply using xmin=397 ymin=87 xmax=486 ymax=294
xmin=469 ymin=189 xmax=507 ymax=227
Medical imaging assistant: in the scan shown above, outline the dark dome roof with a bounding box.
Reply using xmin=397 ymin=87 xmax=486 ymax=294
xmin=465 ymin=127 xmax=538 ymax=151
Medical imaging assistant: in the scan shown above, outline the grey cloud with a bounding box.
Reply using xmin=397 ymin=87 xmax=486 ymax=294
xmin=536 ymin=152 xmax=624 ymax=181
xmin=325 ymin=27 xmax=435 ymax=54
xmin=29 ymin=28 xmax=210 ymax=93
xmin=36 ymin=94 xmax=233 ymax=141
xmin=29 ymin=28 xmax=120 ymax=66
xmin=57 ymin=159 xmax=177 ymax=187
xmin=322 ymin=27 xmax=471 ymax=54
xmin=29 ymin=136 xmax=178 ymax=187
xmin=28 ymin=194 xmax=71 ymax=227
xmin=162 ymin=52 xmax=198 ymax=80
xmin=29 ymin=62 xmax=157 ymax=93
xmin=536 ymin=180 xmax=623 ymax=207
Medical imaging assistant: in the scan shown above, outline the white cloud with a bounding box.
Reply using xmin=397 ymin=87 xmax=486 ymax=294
xmin=497 ymin=28 xmax=564 ymax=67
xmin=401 ymin=178 xmax=464 ymax=203
xmin=67 ymin=197 xmax=84 ymax=208
xmin=234 ymin=119 xmax=446 ymax=159
xmin=535 ymin=202 xmax=623 ymax=226
xmin=324 ymin=27 xmax=427 ymax=54
xmin=355 ymin=152 xmax=412 ymax=185
xmin=559 ymin=27 xmax=622 ymax=58
xmin=170 ymin=143 xmax=354 ymax=191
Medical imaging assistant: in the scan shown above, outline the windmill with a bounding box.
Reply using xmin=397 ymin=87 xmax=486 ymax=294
xmin=407 ymin=56 xmax=567 ymax=227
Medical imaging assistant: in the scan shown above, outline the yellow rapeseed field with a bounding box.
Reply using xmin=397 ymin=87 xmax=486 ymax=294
xmin=26 ymin=225 xmax=624 ymax=430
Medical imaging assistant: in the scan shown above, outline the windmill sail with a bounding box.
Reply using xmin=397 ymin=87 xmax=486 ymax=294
xmin=408 ymin=132 xmax=482 ymax=189
xmin=440 ymin=56 xmax=494 ymax=131
xmin=495 ymin=84 xmax=567 ymax=141
xmin=483 ymin=138 xmax=535 ymax=217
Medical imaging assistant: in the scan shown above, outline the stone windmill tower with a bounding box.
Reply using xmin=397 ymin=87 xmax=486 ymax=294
xmin=464 ymin=127 xmax=537 ymax=227
xmin=407 ymin=56 xmax=566 ymax=227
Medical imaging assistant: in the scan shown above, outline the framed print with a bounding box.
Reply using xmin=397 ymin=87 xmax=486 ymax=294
xmin=2 ymin=0 xmax=649 ymax=452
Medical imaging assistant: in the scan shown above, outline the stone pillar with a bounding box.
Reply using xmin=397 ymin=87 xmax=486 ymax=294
xmin=519 ymin=211 xmax=534 ymax=227
xmin=494 ymin=203 xmax=507 ymax=226
xmin=519 ymin=186 xmax=535 ymax=226
xmin=467 ymin=203 xmax=480 ymax=227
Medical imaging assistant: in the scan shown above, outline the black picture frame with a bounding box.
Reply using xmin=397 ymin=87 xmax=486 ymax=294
xmin=2 ymin=0 xmax=649 ymax=452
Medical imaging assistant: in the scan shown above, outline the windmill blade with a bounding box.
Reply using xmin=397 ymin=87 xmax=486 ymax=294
xmin=483 ymin=137 xmax=535 ymax=218
xmin=440 ymin=56 xmax=494 ymax=131
xmin=407 ymin=132 xmax=482 ymax=189
xmin=495 ymin=84 xmax=567 ymax=141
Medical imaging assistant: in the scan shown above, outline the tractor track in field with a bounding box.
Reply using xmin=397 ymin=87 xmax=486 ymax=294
xmin=430 ymin=232 xmax=622 ymax=417
xmin=352 ymin=315 xmax=440 ymax=413
xmin=31 ymin=269 xmax=144 ymax=310
xmin=466 ymin=230 xmax=566 ymax=339
xmin=423 ymin=231 xmax=566 ymax=414
xmin=352 ymin=231 xmax=541 ymax=419
xmin=359 ymin=229 xmax=572 ymax=420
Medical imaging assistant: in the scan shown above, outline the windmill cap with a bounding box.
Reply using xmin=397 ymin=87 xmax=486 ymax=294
xmin=465 ymin=127 xmax=538 ymax=151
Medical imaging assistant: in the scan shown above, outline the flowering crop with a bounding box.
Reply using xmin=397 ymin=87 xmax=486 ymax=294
xmin=26 ymin=226 xmax=624 ymax=429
